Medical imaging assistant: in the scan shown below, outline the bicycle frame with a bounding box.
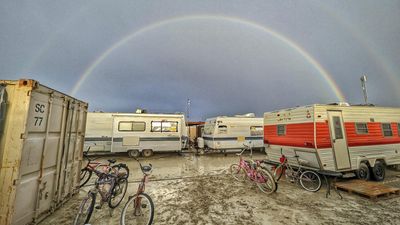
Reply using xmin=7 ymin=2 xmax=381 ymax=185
xmin=130 ymin=158 xmax=152 ymax=215
xmin=235 ymin=144 xmax=268 ymax=184
xmin=276 ymin=153 xmax=305 ymax=182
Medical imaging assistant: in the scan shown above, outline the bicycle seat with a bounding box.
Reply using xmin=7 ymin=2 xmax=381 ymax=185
xmin=108 ymin=159 xmax=116 ymax=164
xmin=142 ymin=165 xmax=152 ymax=173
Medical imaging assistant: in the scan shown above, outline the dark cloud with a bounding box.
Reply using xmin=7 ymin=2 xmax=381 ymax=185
xmin=1 ymin=0 xmax=399 ymax=120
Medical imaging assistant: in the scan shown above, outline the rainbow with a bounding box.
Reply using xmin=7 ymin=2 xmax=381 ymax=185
xmin=70 ymin=15 xmax=346 ymax=102
xmin=316 ymin=2 xmax=400 ymax=100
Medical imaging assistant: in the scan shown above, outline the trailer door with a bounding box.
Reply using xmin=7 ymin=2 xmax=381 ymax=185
xmin=327 ymin=111 xmax=351 ymax=170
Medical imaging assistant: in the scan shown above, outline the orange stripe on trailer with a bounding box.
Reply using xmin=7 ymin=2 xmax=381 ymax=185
xmin=264 ymin=122 xmax=400 ymax=149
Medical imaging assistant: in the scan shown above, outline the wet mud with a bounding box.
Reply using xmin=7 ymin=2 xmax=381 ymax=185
xmin=39 ymin=152 xmax=400 ymax=225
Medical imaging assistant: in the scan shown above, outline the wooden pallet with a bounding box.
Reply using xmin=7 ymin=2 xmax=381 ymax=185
xmin=334 ymin=180 xmax=400 ymax=200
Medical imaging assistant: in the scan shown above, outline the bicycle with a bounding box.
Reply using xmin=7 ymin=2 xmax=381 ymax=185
xmin=230 ymin=143 xmax=277 ymax=194
xmin=272 ymin=149 xmax=322 ymax=192
xmin=120 ymin=157 xmax=154 ymax=225
xmin=80 ymin=147 xmax=129 ymax=187
xmin=73 ymin=165 xmax=129 ymax=225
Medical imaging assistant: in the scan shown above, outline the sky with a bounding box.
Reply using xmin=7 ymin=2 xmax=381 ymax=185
xmin=1 ymin=0 xmax=399 ymax=120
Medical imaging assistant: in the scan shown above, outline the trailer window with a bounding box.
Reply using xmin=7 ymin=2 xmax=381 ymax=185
xmin=355 ymin=123 xmax=368 ymax=134
xmin=151 ymin=121 xmax=178 ymax=132
xmin=151 ymin=121 xmax=162 ymax=132
xmin=382 ymin=123 xmax=393 ymax=137
xmin=277 ymin=125 xmax=286 ymax=136
xmin=203 ymin=122 xmax=215 ymax=135
xmin=118 ymin=121 xmax=146 ymax=132
xmin=162 ymin=121 xmax=178 ymax=132
xmin=218 ymin=125 xmax=227 ymax=134
xmin=250 ymin=126 xmax=263 ymax=136
xmin=332 ymin=116 xmax=343 ymax=139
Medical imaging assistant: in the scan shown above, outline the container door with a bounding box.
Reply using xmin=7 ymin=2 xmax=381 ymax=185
xmin=327 ymin=111 xmax=351 ymax=170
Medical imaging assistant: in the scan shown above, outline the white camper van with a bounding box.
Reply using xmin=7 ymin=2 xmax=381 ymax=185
xmin=202 ymin=114 xmax=264 ymax=150
xmin=85 ymin=112 xmax=188 ymax=157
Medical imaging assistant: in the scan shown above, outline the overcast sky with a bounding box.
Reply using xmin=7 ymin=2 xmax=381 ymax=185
xmin=1 ymin=0 xmax=399 ymax=120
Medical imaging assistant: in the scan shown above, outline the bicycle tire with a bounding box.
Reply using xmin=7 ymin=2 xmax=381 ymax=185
xmin=112 ymin=164 xmax=130 ymax=179
xmin=256 ymin=168 xmax=277 ymax=194
xmin=299 ymin=170 xmax=322 ymax=192
xmin=229 ymin=164 xmax=246 ymax=182
xmin=73 ymin=191 xmax=96 ymax=225
xmin=79 ymin=168 xmax=92 ymax=188
xmin=109 ymin=177 xmax=128 ymax=208
xmin=120 ymin=193 xmax=154 ymax=225
xmin=273 ymin=164 xmax=285 ymax=182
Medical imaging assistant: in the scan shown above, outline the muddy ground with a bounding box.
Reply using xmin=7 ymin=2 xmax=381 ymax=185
xmin=40 ymin=152 xmax=400 ymax=225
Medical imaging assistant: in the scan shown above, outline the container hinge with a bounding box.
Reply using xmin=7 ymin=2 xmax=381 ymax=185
xmin=13 ymin=179 xmax=20 ymax=186
xmin=20 ymin=133 xmax=27 ymax=139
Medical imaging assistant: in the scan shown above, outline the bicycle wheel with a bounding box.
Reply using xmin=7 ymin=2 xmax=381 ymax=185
xmin=79 ymin=168 xmax=92 ymax=188
xmin=112 ymin=164 xmax=130 ymax=179
xmin=299 ymin=170 xmax=322 ymax=192
xmin=273 ymin=164 xmax=285 ymax=182
xmin=230 ymin=164 xmax=246 ymax=182
xmin=120 ymin=193 xmax=154 ymax=225
xmin=256 ymin=168 xmax=277 ymax=194
xmin=109 ymin=178 xmax=128 ymax=208
xmin=73 ymin=191 xmax=96 ymax=225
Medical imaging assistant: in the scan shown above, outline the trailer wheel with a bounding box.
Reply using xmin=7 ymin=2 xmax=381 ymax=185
xmin=128 ymin=150 xmax=139 ymax=158
xmin=142 ymin=149 xmax=153 ymax=157
xmin=372 ymin=160 xmax=386 ymax=181
xmin=356 ymin=162 xmax=370 ymax=180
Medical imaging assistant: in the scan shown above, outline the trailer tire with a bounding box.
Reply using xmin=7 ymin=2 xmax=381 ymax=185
xmin=372 ymin=160 xmax=386 ymax=181
xmin=128 ymin=150 xmax=140 ymax=158
xmin=356 ymin=162 xmax=370 ymax=180
xmin=142 ymin=149 xmax=153 ymax=157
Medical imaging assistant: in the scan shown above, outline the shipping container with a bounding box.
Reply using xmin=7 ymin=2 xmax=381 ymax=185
xmin=0 ymin=79 xmax=88 ymax=225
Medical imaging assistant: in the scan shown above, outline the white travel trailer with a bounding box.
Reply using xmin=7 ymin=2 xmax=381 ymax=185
xmin=202 ymin=114 xmax=264 ymax=150
xmin=84 ymin=112 xmax=188 ymax=157
xmin=264 ymin=103 xmax=400 ymax=180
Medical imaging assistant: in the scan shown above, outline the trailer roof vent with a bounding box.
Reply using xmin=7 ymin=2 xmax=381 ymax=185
xmin=135 ymin=108 xmax=147 ymax=114
xmin=234 ymin=113 xmax=255 ymax=118
xmin=328 ymin=102 xmax=350 ymax=106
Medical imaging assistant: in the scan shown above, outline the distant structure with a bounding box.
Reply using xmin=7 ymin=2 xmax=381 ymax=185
xmin=360 ymin=75 xmax=368 ymax=105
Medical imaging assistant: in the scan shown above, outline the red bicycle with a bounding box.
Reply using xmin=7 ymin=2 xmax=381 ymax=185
xmin=230 ymin=143 xmax=277 ymax=194
xmin=80 ymin=147 xmax=129 ymax=187
xmin=120 ymin=157 xmax=154 ymax=225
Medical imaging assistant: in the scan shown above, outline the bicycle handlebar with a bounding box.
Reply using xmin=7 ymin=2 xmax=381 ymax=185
xmin=132 ymin=157 xmax=153 ymax=175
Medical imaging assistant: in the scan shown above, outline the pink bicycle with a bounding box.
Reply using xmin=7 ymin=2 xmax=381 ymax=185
xmin=230 ymin=143 xmax=277 ymax=194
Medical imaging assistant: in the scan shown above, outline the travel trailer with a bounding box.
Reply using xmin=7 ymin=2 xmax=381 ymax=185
xmin=201 ymin=114 xmax=264 ymax=150
xmin=0 ymin=79 xmax=88 ymax=225
xmin=84 ymin=112 xmax=188 ymax=157
xmin=263 ymin=103 xmax=400 ymax=181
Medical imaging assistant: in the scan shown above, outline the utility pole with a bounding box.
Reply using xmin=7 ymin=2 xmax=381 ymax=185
xmin=360 ymin=75 xmax=368 ymax=105
xmin=186 ymin=98 xmax=191 ymax=120
xmin=186 ymin=98 xmax=191 ymax=149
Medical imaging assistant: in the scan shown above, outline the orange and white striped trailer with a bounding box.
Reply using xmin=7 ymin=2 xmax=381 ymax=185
xmin=263 ymin=103 xmax=400 ymax=180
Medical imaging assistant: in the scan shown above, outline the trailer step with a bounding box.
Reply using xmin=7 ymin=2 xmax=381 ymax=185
xmin=334 ymin=180 xmax=400 ymax=200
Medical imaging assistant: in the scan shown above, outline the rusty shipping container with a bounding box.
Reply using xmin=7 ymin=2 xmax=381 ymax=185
xmin=0 ymin=79 xmax=88 ymax=225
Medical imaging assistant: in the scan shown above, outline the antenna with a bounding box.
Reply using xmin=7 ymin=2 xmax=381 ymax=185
xmin=186 ymin=98 xmax=191 ymax=120
xmin=360 ymin=75 xmax=368 ymax=105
